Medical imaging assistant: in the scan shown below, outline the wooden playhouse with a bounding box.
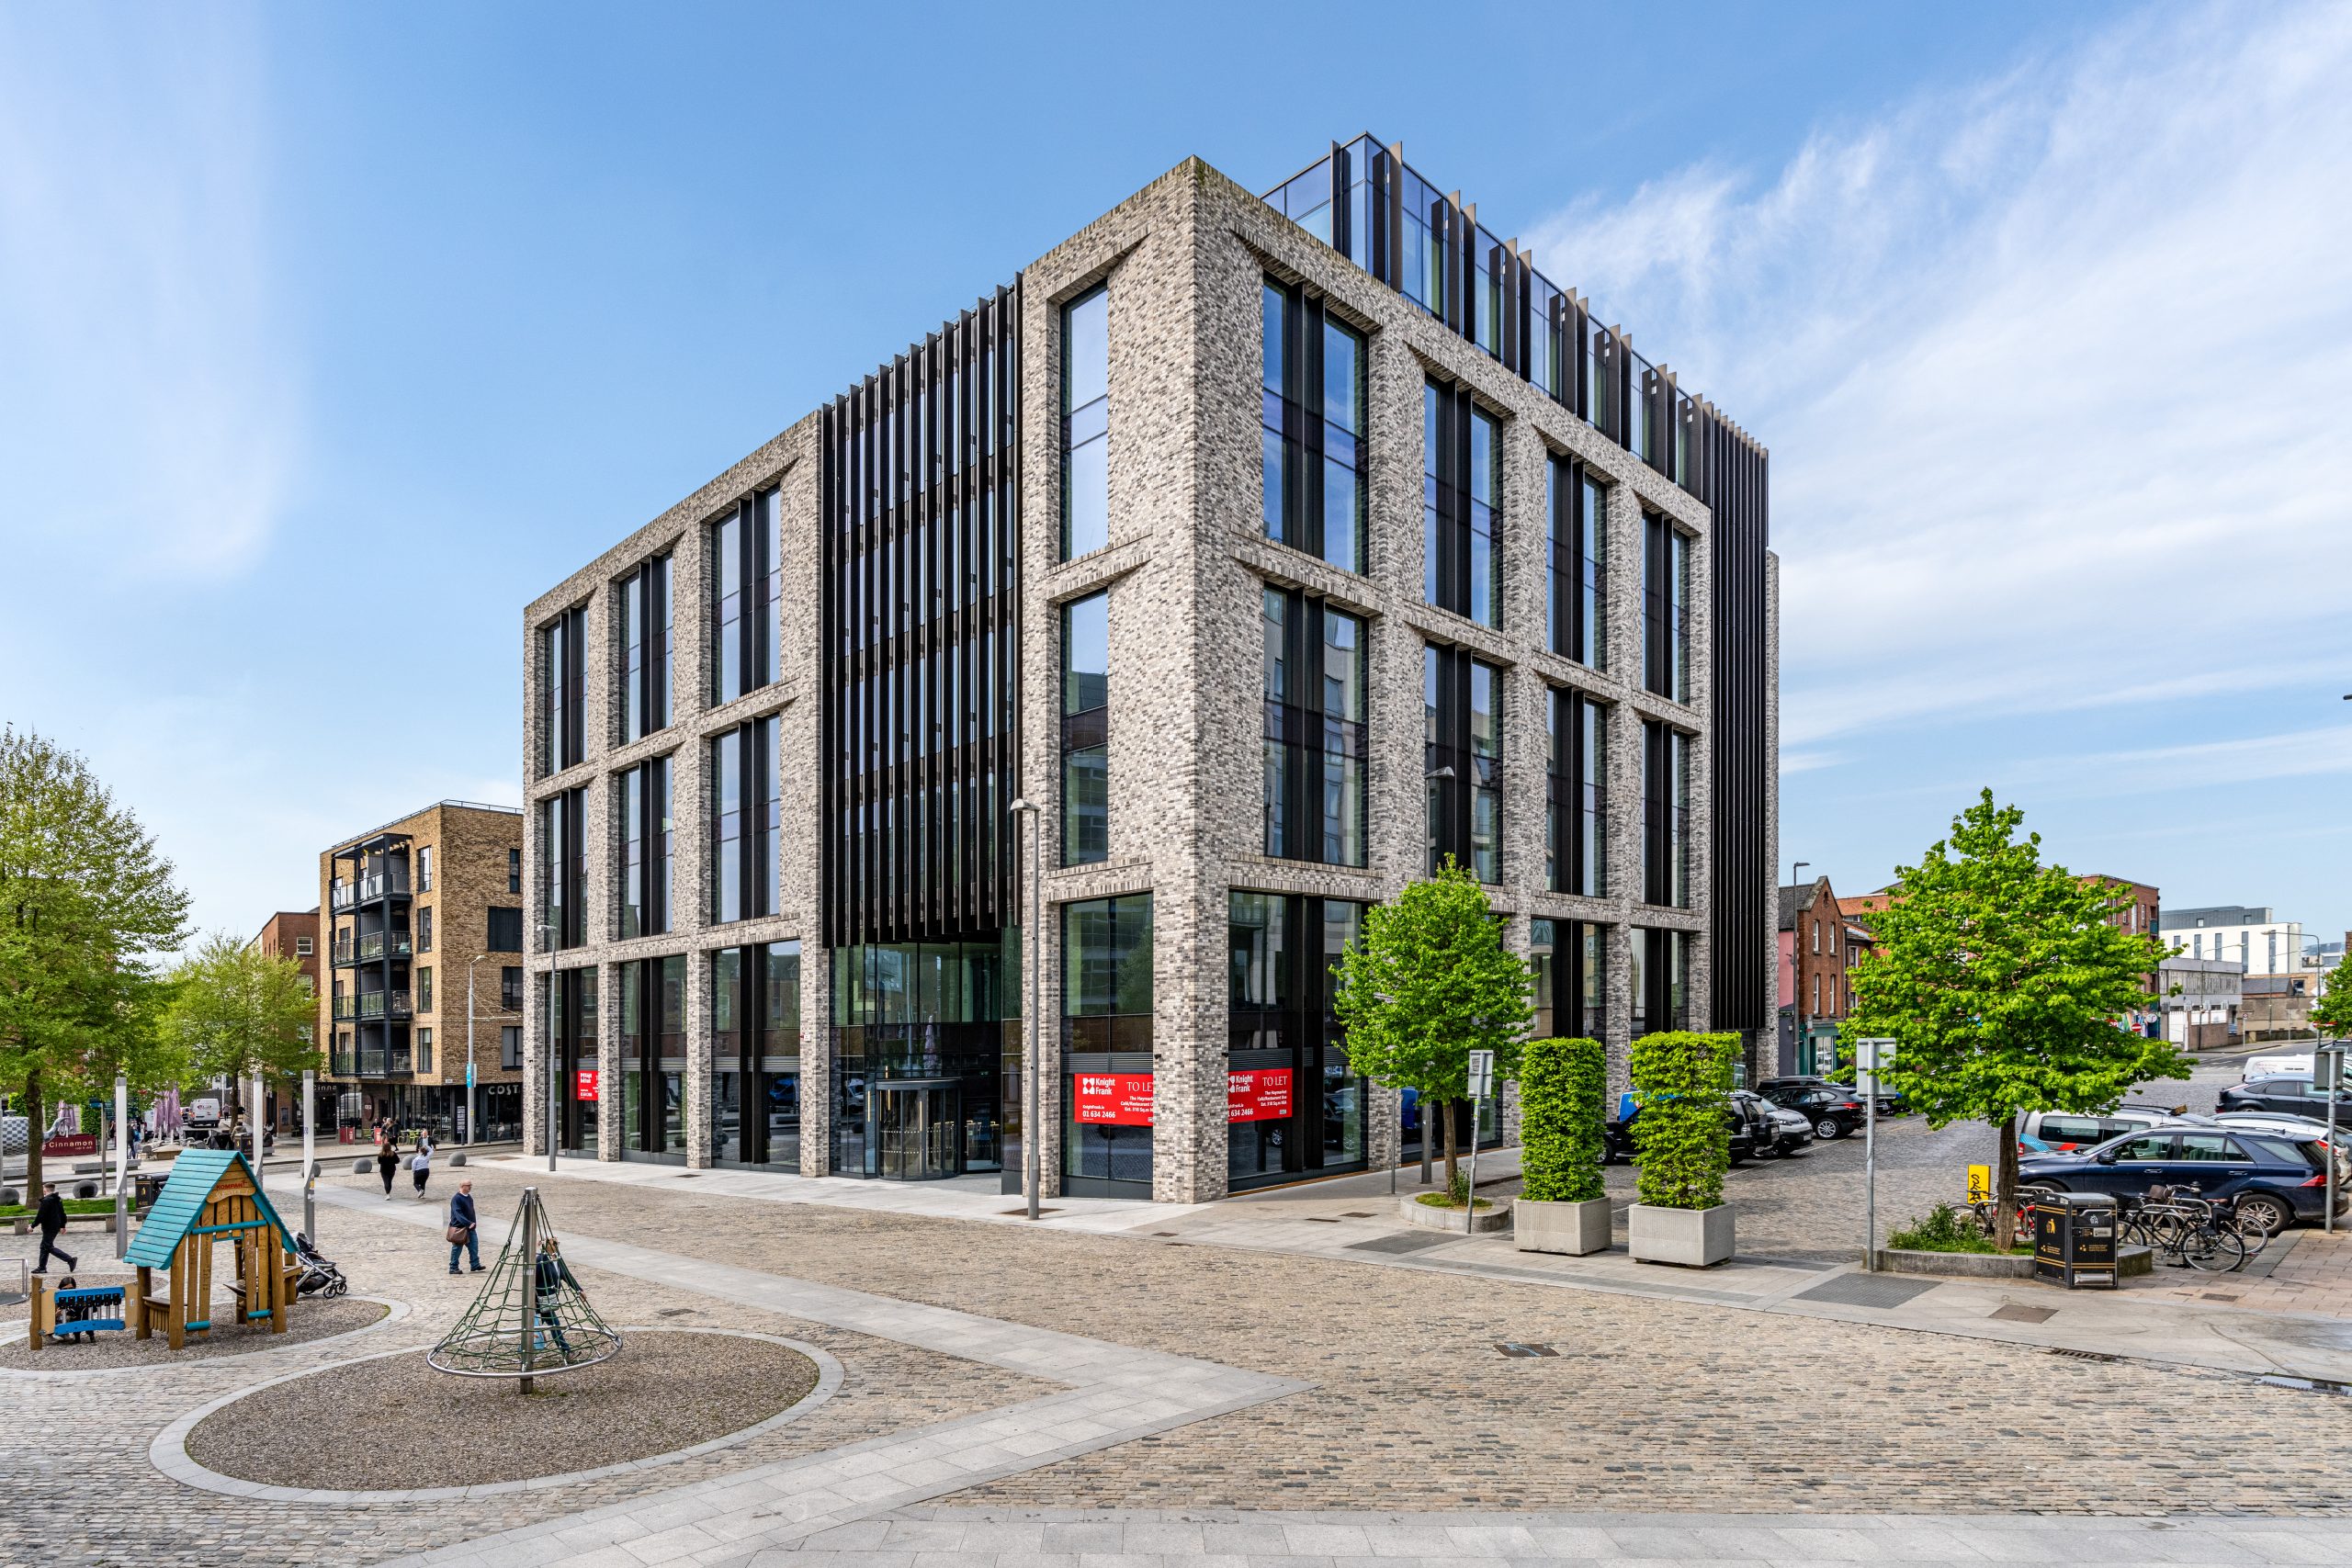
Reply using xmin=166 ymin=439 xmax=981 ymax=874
xmin=122 ymin=1149 xmax=301 ymax=1348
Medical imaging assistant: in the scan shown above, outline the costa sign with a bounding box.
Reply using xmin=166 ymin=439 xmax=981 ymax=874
xmin=1072 ymin=1073 xmax=1153 ymax=1125
xmin=1227 ymin=1068 xmax=1293 ymax=1123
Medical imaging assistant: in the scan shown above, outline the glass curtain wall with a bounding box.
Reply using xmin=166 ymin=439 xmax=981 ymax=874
xmin=830 ymin=938 xmax=1010 ymax=1179
xmin=618 ymin=954 xmax=689 ymax=1160
xmin=1423 ymin=381 xmax=1501 ymax=627
xmin=549 ymin=965 xmax=598 ymax=1155
xmin=1061 ymin=593 xmax=1108 ymax=864
xmin=538 ymin=605 xmax=584 ymax=778
xmin=1261 ymin=279 xmax=1366 ymax=573
xmin=1424 ymin=645 xmax=1503 ymax=883
xmin=541 ymin=788 xmax=586 ymax=951
xmin=1546 ymin=456 xmax=1607 ymax=667
xmin=1261 ymin=587 xmax=1366 ymax=865
xmin=616 ymin=758 xmax=671 ymax=939
xmin=1061 ymin=895 xmax=1153 ymax=1193
xmin=617 ymin=554 xmax=672 ymax=741
xmin=709 ymin=942 xmax=803 ymax=1168
xmin=1227 ymin=893 xmax=1366 ymax=1190
xmin=1547 ymin=690 xmax=1607 ymax=897
xmin=1643 ymin=513 xmax=1690 ymax=703
xmin=1643 ymin=721 xmax=1691 ymax=908
xmin=711 ymin=488 xmax=782 ymax=707
xmin=709 ymin=718 xmax=779 ymax=924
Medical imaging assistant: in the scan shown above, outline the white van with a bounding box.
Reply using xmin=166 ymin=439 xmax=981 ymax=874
xmin=2244 ymin=1052 xmax=2313 ymax=1079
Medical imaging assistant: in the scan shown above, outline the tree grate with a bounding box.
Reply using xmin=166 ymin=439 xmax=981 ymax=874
xmin=1495 ymin=1342 xmax=1558 ymax=1358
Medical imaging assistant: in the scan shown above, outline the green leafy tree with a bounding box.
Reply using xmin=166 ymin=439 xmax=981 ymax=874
xmin=0 ymin=727 xmax=190 ymax=1194
xmin=164 ymin=931 xmax=320 ymax=1118
xmin=1332 ymin=861 xmax=1534 ymax=1193
xmin=1519 ymin=1036 xmax=1606 ymax=1203
xmin=2310 ymin=961 xmax=2352 ymax=1039
xmin=1847 ymin=790 xmax=2188 ymax=1247
xmin=1628 ymin=1031 xmax=1737 ymax=1210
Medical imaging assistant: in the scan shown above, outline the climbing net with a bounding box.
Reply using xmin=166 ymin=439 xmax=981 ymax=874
xmin=426 ymin=1187 xmax=621 ymax=1381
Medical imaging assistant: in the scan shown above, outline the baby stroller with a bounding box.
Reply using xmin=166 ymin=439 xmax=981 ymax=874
xmin=290 ymin=1232 xmax=349 ymax=1299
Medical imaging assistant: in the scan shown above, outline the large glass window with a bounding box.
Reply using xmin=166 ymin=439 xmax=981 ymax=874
xmin=537 ymin=605 xmax=585 ymax=777
xmin=1423 ymin=381 xmax=1501 ymax=627
xmin=550 ymin=964 xmax=597 ymax=1155
xmin=1261 ymin=281 xmax=1366 ymax=573
xmin=1632 ymin=928 xmax=1691 ymax=1037
xmin=1643 ymin=513 xmax=1690 ymax=703
xmin=617 ymin=554 xmax=673 ymax=741
xmin=1547 ymin=690 xmax=1607 ymax=897
xmin=1063 ymin=893 xmax=1153 ymax=1190
xmin=1547 ymin=457 xmax=1607 ymax=668
xmin=1227 ymin=892 xmax=1365 ymax=1190
xmin=1261 ymin=588 xmax=1366 ymax=866
xmin=1531 ymin=918 xmax=1606 ymax=1041
xmin=708 ymin=718 xmax=778 ymax=923
xmin=616 ymin=756 xmax=671 ymax=939
xmin=1061 ymin=592 xmax=1108 ymax=864
xmin=619 ymin=954 xmax=685 ymax=1158
xmin=711 ymin=489 xmax=781 ymax=706
xmin=1425 ymin=645 xmax=1503 ymax=883
xmin=539 ymin=787 xmax=586 ymax=951
xmin=830 ymin=938 xmax=1010 ymax=1179
xmin=1061 ymin=285 xmax=1109 ymax=558
xmin=1643 ymin=721 xmax=1691 ymax=908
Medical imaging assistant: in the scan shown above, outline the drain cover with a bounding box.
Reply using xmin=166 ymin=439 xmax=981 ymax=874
xmin=1989 ymin=1304 xmax=2056 ymax=1325
xmin=1495 ymin=1342 xmax=1558 ymax=1358
xmin=2202 ymin=1292 xmax=2242 ymax=1303
xmin=1346 ymin=1231 xmax=1455 ymax=1256
xmin=1793 ymin=1272 xmax=1940 ymax=1309
xmin=2048 ymin=1347 xmax=2118 ymax=1361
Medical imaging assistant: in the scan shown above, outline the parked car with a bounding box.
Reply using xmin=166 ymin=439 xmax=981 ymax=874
xmin=2015 ymin=1105 xmax=2202 ymax=1155
xmin=2218 ymin=1074 xmax=2352 ymax=1122
xmin=1737 ymin=1091 xmax=1815 ymax=1157
xmin=1603 ymin=1092 xmax=1765 ymax=1166
xmin=1758 ymin=1075 xmax=1902 ymax=1117
xmin=1758 ymin=1082 xmax=1868 ymax=1139
xmin=2018 ymin=1127 xmax=2343 ymax=1233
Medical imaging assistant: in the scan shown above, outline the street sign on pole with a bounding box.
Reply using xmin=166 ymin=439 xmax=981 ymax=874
xmin=1466 ymin=1050 xmax=1495 ymax=1100
xmin=1857 ymin=1038 xmax=1895 ymax=1271
xmin=1464 ymin=1050 xmax=1496 ymax=1215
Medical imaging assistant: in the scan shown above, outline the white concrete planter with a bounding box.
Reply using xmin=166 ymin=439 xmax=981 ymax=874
xmin=1628 ymin=1202 xmax=1735 ymax=1267
xmin=1397 ymin=1193 xmax=1513 ymax=1234
xmin=1514 ymin=1197 xmax=1613 ymax=1256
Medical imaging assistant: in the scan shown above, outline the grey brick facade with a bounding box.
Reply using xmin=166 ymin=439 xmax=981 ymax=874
xmin=524 ymin=152 xmax=1777 ymax=1205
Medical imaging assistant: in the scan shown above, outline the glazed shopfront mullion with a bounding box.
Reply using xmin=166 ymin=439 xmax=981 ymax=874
xmin=1061 ymin=893 xmax=1154 ymax=1197
xmin=1227 ymin=891 xmax=1366 ymax=1192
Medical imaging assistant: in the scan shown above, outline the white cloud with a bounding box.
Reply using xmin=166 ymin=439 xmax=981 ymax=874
xmin=1525 ymin=2 xmax=2352 ymax=750
xmin=0 ymin=8 xmax=298 ymax=579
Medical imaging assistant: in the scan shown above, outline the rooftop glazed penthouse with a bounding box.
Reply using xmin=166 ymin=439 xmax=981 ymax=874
xmin=522 ymin=140 xmax=1778 ymax=1203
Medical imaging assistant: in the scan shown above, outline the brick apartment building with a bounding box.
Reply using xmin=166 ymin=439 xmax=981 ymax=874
xmin=1779 ymin=875 xmax=1861 ymax=1075
xmin=247 ymin=908 xmax=320 ymax=1132
xmin=318 ymin=801 xmax=529 ymax=1141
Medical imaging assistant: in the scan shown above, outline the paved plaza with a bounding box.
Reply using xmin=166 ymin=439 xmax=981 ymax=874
xmin=5 ymin=1066 xmax=2351 ymax=1568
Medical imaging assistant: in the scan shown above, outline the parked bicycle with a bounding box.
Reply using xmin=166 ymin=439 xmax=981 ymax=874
xmin=2124 ymin=1184 xmax=2247 ymax=1272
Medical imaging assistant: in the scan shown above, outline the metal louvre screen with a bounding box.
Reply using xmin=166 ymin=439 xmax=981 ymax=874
xmin=820 ymin=282 xmax=1023 ymax=948
xmin=1702 ymin=414 xmax=1769 ymax=1033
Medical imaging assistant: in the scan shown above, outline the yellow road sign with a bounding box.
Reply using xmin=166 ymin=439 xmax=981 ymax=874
xmin=1966 ymin=1164 xmax=1991 ymax=1204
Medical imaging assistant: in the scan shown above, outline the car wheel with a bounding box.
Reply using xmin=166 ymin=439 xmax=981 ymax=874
xmin=2235 ymin=1192 xmax=2292 ymax=1237
xmin=1815 ymin=1117 xmax=1843 ymax=1140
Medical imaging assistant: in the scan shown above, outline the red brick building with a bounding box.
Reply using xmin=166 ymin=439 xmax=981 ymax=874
xmin=248 ymin=908 xmax=322 ymax=1131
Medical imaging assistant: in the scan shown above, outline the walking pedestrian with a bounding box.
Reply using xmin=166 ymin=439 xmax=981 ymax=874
xmin=33 ymin=1183 xmax=78 ymax=1275
xmin=410 ymin=1137 xmax=433 ymax=1200
xmin=446 ymin=1179 xmax=482 ymax=1273
xmin=376 ymin=1126 xmax=399 ymax=1199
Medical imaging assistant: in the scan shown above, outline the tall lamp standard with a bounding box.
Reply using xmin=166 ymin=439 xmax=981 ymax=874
xmin=1007 ymin=797 xmax=1043 ymax=1222
xmin=1791 ymin=861 xmax=1810 ymax=1073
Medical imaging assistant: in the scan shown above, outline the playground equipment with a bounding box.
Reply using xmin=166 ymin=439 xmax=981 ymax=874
xmin=27 ymin=1278 xmax=127 ymax=1347
xmin=121 ymin=1149 xmax=300 ymax=1349
xmin=427 ymin=1186 xmax=619 ymax=1390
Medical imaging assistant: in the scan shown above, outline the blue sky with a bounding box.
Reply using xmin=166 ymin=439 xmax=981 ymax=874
xmin=4 ymin=2 xmax=2348 ymax=949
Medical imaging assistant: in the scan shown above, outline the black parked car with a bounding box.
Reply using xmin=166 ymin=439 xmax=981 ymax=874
xmin=1603 ymin=1093 xmax=1765 ymax=1166
xmin=1736 ymin=1090 xmax=1815 ymax=1157
xmin=1759 ymin=1075 xmax=1903 ymax=1117
xmin=2018 ymin=1126 xmax=2342 ymax=1234
xmin=2217 ymin=1074 xmax=2352 ymax=1122
xmin=1758 ymin=1082 xmax=1869 ymax=1140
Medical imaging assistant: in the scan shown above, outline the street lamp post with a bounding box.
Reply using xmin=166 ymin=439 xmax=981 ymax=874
xmin=1007 ymin=797 xmax=1043 ymax=1222
xmin=464 ymin=953 xmax=493 ymax=1148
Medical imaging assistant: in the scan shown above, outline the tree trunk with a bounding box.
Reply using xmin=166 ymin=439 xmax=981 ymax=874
xmin=1994 ymin=1113 xmax=2020 ymax=1251
xmin=24 ymin=1064 xmax=42 ymax=1198
xmin=1442 ymin=1098 xmax=1461 ymax=1196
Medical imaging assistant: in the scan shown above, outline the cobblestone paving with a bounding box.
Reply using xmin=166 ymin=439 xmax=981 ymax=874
xmin=0 ymin=1185 xmax=1046 ymax=1568
xmin=416 ymin=1163 xmax=2352 ymax=1520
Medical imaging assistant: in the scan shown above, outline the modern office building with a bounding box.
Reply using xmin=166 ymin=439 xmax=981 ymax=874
xmin=523 ymin=139 xmax=1777 ymax=1202
xmin=318 ymin=800 xmax=529 ymax=1140
xmin=2160 ymin=904 xmax=2312 ymax=977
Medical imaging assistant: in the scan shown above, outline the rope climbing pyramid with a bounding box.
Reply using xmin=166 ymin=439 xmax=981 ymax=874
xmin=427 ymin=1186 xmax=622 ymax=1388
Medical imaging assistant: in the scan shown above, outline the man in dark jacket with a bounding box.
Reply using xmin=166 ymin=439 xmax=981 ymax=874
xmin=447 ymin=1179 xmax=482 ymax=1274
xmin=34 ymin=1183 xmax=77 ymax=1274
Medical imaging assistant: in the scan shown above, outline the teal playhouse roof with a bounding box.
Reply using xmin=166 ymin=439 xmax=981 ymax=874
xmin=123 ymin=1149 xmax=294 ymax=1269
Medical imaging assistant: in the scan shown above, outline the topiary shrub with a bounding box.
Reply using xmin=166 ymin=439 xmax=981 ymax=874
xmin=1628 ymin=1031 xmax=1738 ymax=1211
xmin=1519 ymin=1037 xmax=1606 ymax=1204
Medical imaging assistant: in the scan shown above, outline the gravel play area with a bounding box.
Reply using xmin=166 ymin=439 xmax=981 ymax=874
xmin=0 ymin=1293 xmax=389 ymax=1370
xmin=184 ymin=1328 xmax=820 ymax=1490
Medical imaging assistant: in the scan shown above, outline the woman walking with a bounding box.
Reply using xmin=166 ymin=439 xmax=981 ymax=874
xmin=375 ymin=1126 xmax=400 ymax=1200
xmin=410 ymin=1134 xmax=434 ymax=1201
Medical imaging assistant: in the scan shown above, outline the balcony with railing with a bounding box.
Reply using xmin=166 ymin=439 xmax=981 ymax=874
xmin=332 ymin=989 xmax=413 ymax=1021
xmin=332 ymin=931 xmax=414 ymax=966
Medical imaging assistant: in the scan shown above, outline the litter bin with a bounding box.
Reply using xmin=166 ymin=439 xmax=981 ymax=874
xmin=2033 ymin=1191 xmax=2119 ymax=1289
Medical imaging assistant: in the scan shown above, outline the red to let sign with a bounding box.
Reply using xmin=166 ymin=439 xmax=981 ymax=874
xmin=574 ymin=1069 xmax=600 ymax=1102
xmin=1227 ymin=1068 xmax=1294 ymax=1123
xmin=1072 ymin=1073 xmax=1153 ymax=1125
